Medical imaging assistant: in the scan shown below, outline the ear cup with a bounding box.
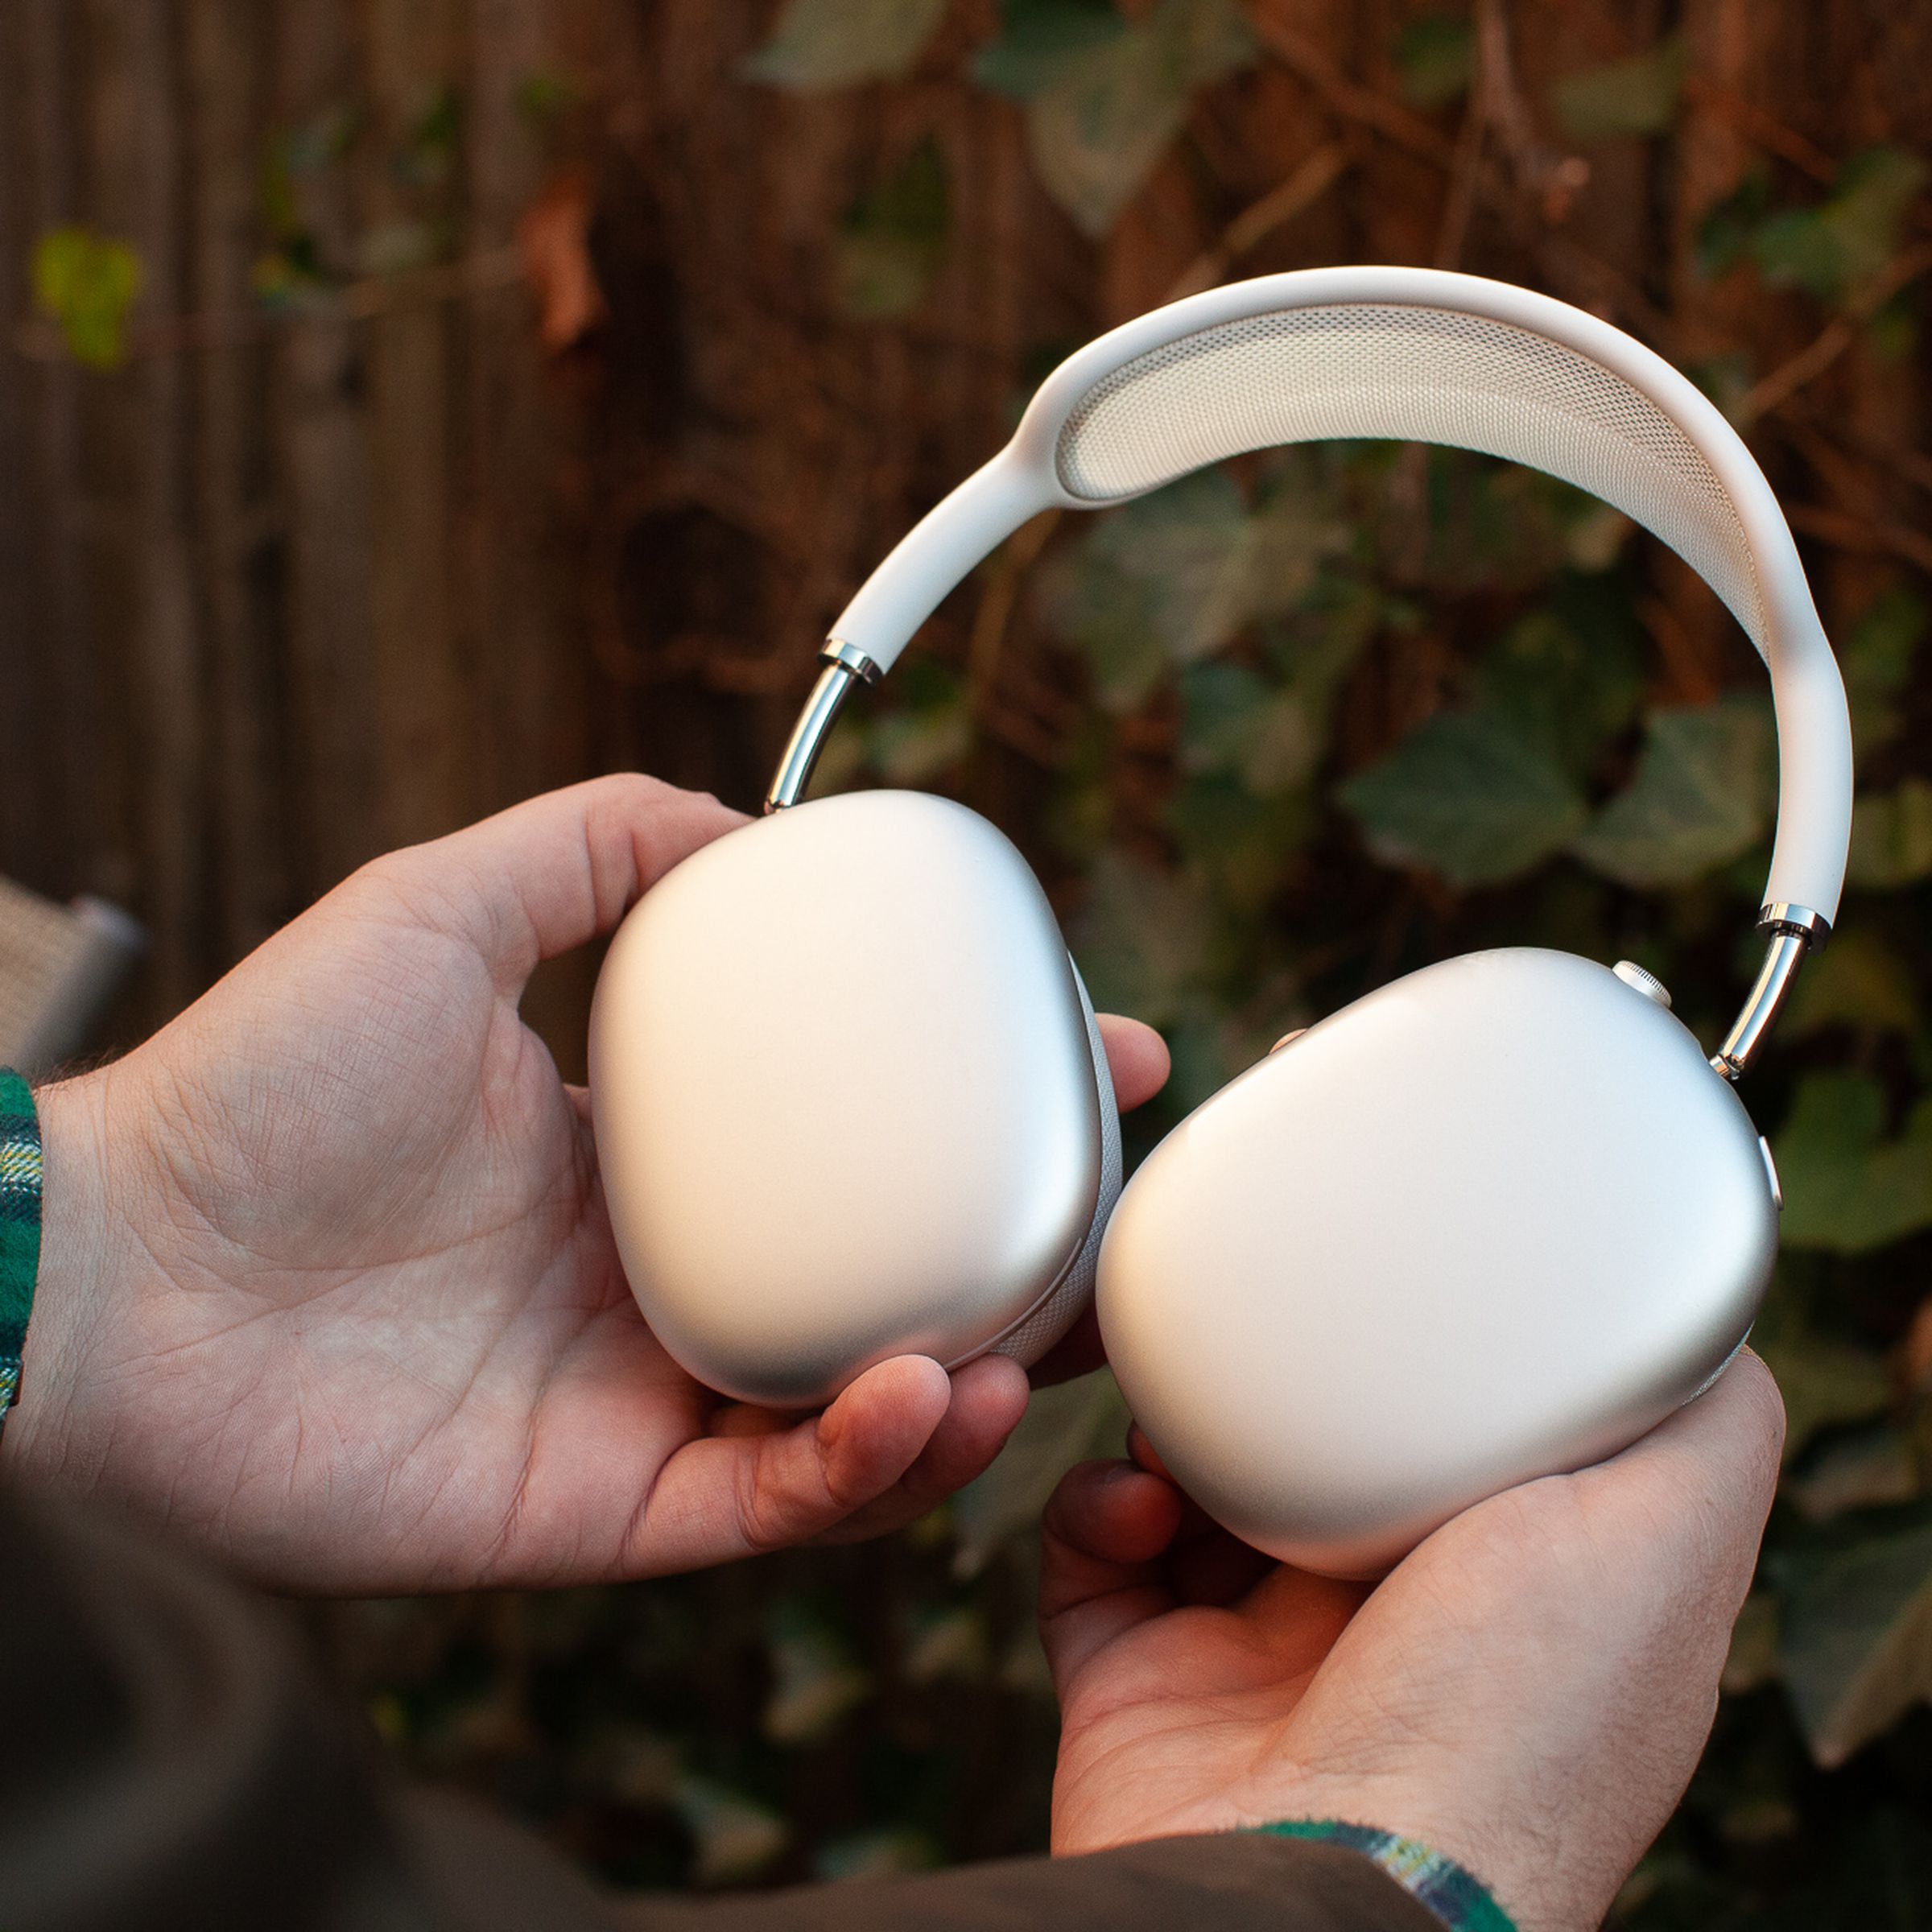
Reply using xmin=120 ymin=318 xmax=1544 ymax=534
xmin=589 ymin=790 xmax=1111 ymax=1409
xmin=980 ymin=964 xmax=1121 ymax=1369
xmin=1096 ymin=948 xmax=1778 ymax=1577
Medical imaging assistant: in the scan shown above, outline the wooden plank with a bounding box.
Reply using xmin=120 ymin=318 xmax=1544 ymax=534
xmin=269 ymin=0 xmax=385 ymax=898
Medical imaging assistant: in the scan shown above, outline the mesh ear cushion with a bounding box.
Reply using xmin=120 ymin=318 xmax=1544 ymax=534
xmin=985 ymin=962 xmax=1123 ymax=1369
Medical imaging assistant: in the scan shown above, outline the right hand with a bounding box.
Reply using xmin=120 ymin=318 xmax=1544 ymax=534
xmin=13 ymin=777 xmax=1171 ymax=1595
xmin=1040 ymin=1352 xmax=1785 ymax=1932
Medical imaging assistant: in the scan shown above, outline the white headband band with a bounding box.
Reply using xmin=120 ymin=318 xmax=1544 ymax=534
xmin=770 ymin=267 xmax=1853 ymax=1076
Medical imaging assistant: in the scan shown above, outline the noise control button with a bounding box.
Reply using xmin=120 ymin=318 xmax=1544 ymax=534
xmin=1759 ymin=1136 xmax=1783 ymax=1213
xmin=1612 ymin=960 xmax=1672 ymax=1008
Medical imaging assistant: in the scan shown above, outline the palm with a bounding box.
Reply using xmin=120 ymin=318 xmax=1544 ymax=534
xmin=1040 ymin=1360 xmax=1784 ymax=1932
xmin=105 ymin=884 xmax=691 ymax=1593
xmin=21 ymin=778 xmax=1169 ymax=1594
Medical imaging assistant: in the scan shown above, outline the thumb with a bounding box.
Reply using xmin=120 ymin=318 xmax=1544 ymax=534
xmin=374 ymin=774 xmax=746 ymax=991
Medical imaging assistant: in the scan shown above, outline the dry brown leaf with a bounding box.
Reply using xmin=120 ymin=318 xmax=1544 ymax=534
xmin=517 ymin=166 xmax=607 ymax=353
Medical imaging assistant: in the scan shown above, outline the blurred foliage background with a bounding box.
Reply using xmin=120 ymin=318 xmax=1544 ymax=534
xmin=7 ymin=0 xmax=1932 ymax=1922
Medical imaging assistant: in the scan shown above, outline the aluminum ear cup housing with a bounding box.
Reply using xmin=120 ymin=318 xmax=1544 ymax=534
xmin=588 ymin=789 xmax=1118 ymax=1409
xmin=1095 ymin=948 xmax=1780 ymax=1579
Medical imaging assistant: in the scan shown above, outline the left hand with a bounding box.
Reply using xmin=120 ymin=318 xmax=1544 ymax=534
xmin=11 ymin=776 xmax=1170 ymax=1594
xmin=1040 ymin=1353 xmax=1785 ymax=1932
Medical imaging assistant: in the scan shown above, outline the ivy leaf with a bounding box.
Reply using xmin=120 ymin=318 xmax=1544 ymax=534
xmin=1774 ymin=1072 xmax=1932 ymax=1255
xmin=972 ymin=0 xmax=1125 ymax=98
xmin=1468 ymin=594 xmax=1645 ymax=779
xmin=1179 ymin=662 xmax=1322 ymax=795
xmin=1166 ymin=774 xmax=1316 ymax=911
xmin=1071 ymin=849 xmax=1215 ymax=1024
xmin=1039 ymin=469 xmax=1255 ymax=705
xmin=867 ymin=699 xmax=972 ymax=785
xmin=1340 ymin=708 xmax=1588 ymax=890
xmin=1788 ymin=1428 xmax=1919 ymax=1525
xmin=1552 ymin=34 xmax=1686 ymax=142
xmin=1753 ymin=147 xmax=1930 ymax=306
xmin=1394 ymin=16 xmax=1473 ymax=110
xmin=1844 ymin=588 xmax=1929 ymax=756
xmin=1697 ymin=167 xmax=1773 ymax=279
xmin=762 ymin=1611 xmax=871 ymax=1744
xmin=834 ymin=137 xmax=951 ymax=320
xmin=741 ymin=0 xmax=949 ymax=89
xmin=1571 ymin=695 xmax=1773 ymax=887
xmin=1785 ymin=931 xmax=1922 ymax=1040
xmin=1753 ymin=1292 xmax=1894 ymax=1463
xmin=31 ymin=226 xmax=143 ymax=370
xmin=1849 ymin=778 xmax=1932 ymax=890
xmin=1778 ymin=1505 xmax=1932 ymax=1768
xmin=1018 ymin=0 xmax=1255 ymax=237
xmin=673 ymin=1775 xmax=790 ymax=1884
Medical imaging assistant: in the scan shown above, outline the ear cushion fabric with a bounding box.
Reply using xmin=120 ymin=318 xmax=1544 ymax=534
xmin=985 ymin=961 xmax=1122 ymax=1369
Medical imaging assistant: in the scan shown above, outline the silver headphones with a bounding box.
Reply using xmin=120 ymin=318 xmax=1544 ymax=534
xmin=589 ymin=267 xmax=1853 ymax=1576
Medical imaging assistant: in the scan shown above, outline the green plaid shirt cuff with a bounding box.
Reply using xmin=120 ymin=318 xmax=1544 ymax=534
xmin=0 ymin=1070 xmax=43 ymax=1434
xmin=1251 ymin=1820 xmax=1517 ymax=1931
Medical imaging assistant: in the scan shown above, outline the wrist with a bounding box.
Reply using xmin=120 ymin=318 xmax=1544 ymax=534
xmin=4 ymin=1066 xmax=130 ymax=1484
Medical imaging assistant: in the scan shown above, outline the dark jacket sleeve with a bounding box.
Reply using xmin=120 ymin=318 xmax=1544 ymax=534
xmin=0 ymin=1486 xmax=1441 ymax=1932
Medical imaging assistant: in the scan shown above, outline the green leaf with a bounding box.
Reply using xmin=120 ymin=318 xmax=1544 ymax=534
xmin=1394 ymin=15 xmax=1473 ymax=109
xmin=901 ymin=1605 xmax=992 ymax=1682
xmin=673 ymin=1775 xmax=789 ymax=1884
xmin=762 ymin=1612 xmax=870 ymax=1744
xmin=1696 ymin=167 xmax=1773 ymax=279
xmin=1789 ymin=1426 xmax=1918 ymax=1525
xmin=868 ymin=700 xmax=972 ymax=785
xmin=834 ymin=137 xmax=952 ymax=320
xmin=1070 ymin=850 xmax=1215 ymax=1024
xmin=1468 ymin=596 xmax=1645 ymax=778
xmin=1849 ymin=778 xmax=1932 ymax=890
xmin=1018 ymin=0 xmax=1255 ymax=237
xmin=1340 ymin=708 xmax=1588 ymax=890
xmin=1755 ymin=1298 xmax=1894 ymax=1462
xmin=1845 ymin=588 xmax=1930 ymax=755
xmin=1179 ymin=663 xmax=1321 ymax=795
xmin=1166 ymin=773 xmax=1316 ymax=910
xmin=1571 ymin=695 xmax=1773 ymax=887
xmin=1774 ymin=1072 xmax=1932 ymax=1255
xmin=1784 ymin=931 xmax=1922 ymax=1039
xmin=952 ymin=1373 xmax=1131 ymax=1573
xmin=1552 ymin=34 xmax=1686 ymax=142
xmin=741 ymin=0 xmax=949 ymax=89
xmin=1038 ymin=469 xmax=1247 ymax=704
xmin=1753 ymin=147 xmax=1930 ymax=305
xmin=973 ymin=0 xmax=1125 ymax=98
xmin=815 ymin=1830 xmax=943 ymax=1880
xmin=31 ymin=226 xmax=142 ymax=370
xmin=1042 ymin=469 xmax=1347 ymax=708
xmin=1778 ymin=1505 xmax=1932 ymax=1767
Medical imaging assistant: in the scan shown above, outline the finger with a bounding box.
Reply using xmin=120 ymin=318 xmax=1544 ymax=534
xmin=816 ymin=1352 xmax=1032 ymax=1543
xmin=630 ymin=1354 xmax=952 ymax=1571
xmin=1567 ymin=1347 xmax=1785 ymax=1600
xmin=1127 ymin=1424 xmax=1174 ymax=1483
xmin=371 ymin=774 xmax=747 ymax=987
xmin=1039 ymin=1460 xmax=1184 ymax=1689
xmin=1097 ymin=1014 xmax=1170 ymax=1113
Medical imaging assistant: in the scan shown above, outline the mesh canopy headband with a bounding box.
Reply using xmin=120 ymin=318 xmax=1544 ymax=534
xmin=1053 ymin=303 xmax=1766 ymax=656
xmin=770 ymin=268 xmax=1853 ymax=1075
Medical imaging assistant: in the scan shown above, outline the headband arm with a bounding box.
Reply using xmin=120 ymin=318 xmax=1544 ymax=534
xmin=765 ymin=271 xmax=1854 ymax=1079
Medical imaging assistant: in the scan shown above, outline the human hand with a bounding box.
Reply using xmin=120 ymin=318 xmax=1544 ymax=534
xmin=11 ymin=777 xmax=1170 ymax=1594
xmin=1041 ymin=1352 xmax=1784 ymax=1932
